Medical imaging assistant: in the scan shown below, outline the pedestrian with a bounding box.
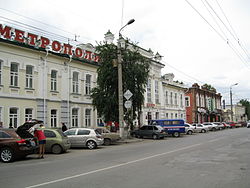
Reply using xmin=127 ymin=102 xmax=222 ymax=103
xmin=61 ymin=122 xmax=67 ymax=132
xmin=34 ymin=124 xmax=46 ymax=159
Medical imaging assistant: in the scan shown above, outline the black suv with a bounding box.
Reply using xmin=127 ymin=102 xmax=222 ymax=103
xmin=131 ymin=125 xmax=166 ymax=139
xmin=0 ymin=119 xmax=41 ymax=163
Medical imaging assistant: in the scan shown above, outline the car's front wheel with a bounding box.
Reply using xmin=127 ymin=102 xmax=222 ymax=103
xmin=152 ymin=134 xmax=158 ymax=140
xmin=104 ymin=138 xmax=111 ymax=146
xmin=0 ymin=147 xmax=14 ymax=163
xmin=86 ymin=140 xmax=97 ymax=149
xmin=172 ymin=132 xmax=180 ymax=137
xmin=201 ymin=129 xmax=206 ymax=133
xmin=187 ymin=130 xmax=193 ymax=135
xmin=51 ymin=144 xmax=63 ymax=154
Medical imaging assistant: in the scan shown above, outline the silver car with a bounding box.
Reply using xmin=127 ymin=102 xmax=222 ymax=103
xmin=64 ymin=128 xmax=104 ymax=149
xmin=192 ymin=123 xmax=209 ymax=133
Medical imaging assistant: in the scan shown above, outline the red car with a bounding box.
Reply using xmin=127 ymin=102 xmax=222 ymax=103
xmin=0 ymin=120 xmax=41 ymax=163
xmin=226 ymin=122 xmax=236 ymax=128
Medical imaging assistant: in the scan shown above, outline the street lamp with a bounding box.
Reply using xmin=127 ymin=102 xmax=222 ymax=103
xmin=230 ymin=83 xmax=238 ymax=121
xmin=118 ymin=19 xmax=135 ymax=139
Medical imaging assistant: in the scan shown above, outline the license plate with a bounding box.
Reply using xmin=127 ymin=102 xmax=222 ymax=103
xmin=30 ymin=141 xmax=36 ymax=146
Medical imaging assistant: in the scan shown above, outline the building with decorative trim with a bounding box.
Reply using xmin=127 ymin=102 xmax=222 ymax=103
xmin=185 ymin=83 xmax=222 ymax=123
xmin=0 ymin=24 xmax=99 ymax=128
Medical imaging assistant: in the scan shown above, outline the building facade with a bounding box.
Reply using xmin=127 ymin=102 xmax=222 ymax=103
xmin=0 ymin=24 xmax=99 ymax=128
xmin=185 ymin=83 xmax=222 ymax=124
xmin=223 ymin=103 xmax=247 ymax=122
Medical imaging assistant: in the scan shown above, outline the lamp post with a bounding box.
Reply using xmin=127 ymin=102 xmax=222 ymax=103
xmin=117 ymin=19 xmax=135 ymax=139
xmin=230 ymin=83 xmax=238 ymax=121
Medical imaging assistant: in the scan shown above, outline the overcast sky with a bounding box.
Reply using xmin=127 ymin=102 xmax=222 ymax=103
xmin=0 ymin=0 xmax=249 ymax=104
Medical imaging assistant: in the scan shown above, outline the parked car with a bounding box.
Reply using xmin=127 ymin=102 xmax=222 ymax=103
xmin=213 ymin=122 xmax=224 ymax=130
xmin=247 ymin=122 xmax=250 ymax=128
xmin=130 ymin=125 xmax=166 ymax=139
xmin=222 ymin=122 xmax=231 ymax=129
xmin=0 ymin=119 xmax=42 ymax=163
xmin=184 ymin=123 xmax=196 ymax=135
xmin=238 ymin=121 xmax=247 ymax=127
xmin=95 ymin=127 xmax=120 ymax=145
xmin=64 ymin=128 xmax=104 ymax=149
xmin=192 ymin=123 xmax=209 ymax=133
xmin=43 ymin=128 xmax=71 ymax=154
xmin=227 ymin=122 xmax=236 ymax=128
xmin=202 ymin=122 xmax=219 ymax=131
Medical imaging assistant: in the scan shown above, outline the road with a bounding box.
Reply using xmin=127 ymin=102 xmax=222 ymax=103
xmin=1 ymin=128 xmax=250 ymax=188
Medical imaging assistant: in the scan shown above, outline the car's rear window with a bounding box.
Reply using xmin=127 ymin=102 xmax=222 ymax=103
xmin=77 ymin=130 xmax=90 ymax=135
xmin=0 ymin=131 xmax=12 ymax=138
xmin=56 ymin=129 xmax=67 ymax=137
xmin=44 ymin=130 xmax=56 ymax=138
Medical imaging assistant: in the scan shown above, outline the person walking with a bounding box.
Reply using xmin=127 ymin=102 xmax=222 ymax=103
xmin=61 ymin=122 xmax=67 ymax=132
xmin=34 ymin=124 xmax=46 ymax=159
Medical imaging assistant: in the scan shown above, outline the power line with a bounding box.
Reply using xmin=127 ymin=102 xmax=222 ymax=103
xmin=0 ymin=7 xmax=76 ymax=37
xmin=185 ymin=0 xmax=250 ymax=69
xmin=184 ymin=0 xmax=227 ymax=42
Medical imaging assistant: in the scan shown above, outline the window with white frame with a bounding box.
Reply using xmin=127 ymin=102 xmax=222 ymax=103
xmin=147 ymin=79 xmax=152 ymax=103
xmin=155 ymin=80 xmax=159 ymax=104
xmin=72 ymin=72 xmax=79 ymax=93
xmin=51 ymin=70 xmax=57 ymax=91
xmin=180 ymin=94 xmax=183 ymax=107
xmin=185 ymin=96 xmax=190 ymax=107
xmin=85 ymin=109 xmax=91 ymax=127
xmin=155 ymin=112 xmax=159 ymax=119
xmin=9 ymin=108 xmax=18 ymax=128
xmin=174 ymin=93 xmax=177 ymax=105
xmin=170 ymin=92 xmax=173 ymax=105
xmin=165 ymin=91 xmax=169 ymax=105
xmin=171 ymin=113 xmax=173 ymax=119
xmin=0 ymin=60 xmax=2 ymax=85
xmin=201 ymin=95 xmax=205 ymax=107
xmin=26 ymin=65 xmax=33 ymax=89
xmin=85 ymin=74 xmax=91 ymax=95
xmin=25 ymin=108 xmax=33 ymax=122
xmin=175 ymin=113 xmax=178 ymax=118
xmin=51 ymin=109 xmax=57 ymax=127
xmin=166 ymin=113 xmax=169 ymax=119
xmin=196 ymin=94 xmax=200 ymax=106
xmin=10 ymin=63 xmax=18 ymax=87
xmin=72 ymin=108 xmax=78 ymax=127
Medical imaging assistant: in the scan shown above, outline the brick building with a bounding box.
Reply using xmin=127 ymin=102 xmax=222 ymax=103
xmin=185 ymin=83 xmax=222 ymax=123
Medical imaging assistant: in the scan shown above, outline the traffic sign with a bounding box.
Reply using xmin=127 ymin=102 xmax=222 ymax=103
xmin=124 ymin=100 xmax=132 ymax=109
xmin=124 ymin=90 xmax=133 ymax=100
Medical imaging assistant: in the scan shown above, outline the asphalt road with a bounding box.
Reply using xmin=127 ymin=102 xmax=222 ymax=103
xmin=1 ymin=128 xmax=250 ymax=188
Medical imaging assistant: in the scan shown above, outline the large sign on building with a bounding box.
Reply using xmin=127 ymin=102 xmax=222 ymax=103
xmin=0 ymin=24 xmax=99 ymax=63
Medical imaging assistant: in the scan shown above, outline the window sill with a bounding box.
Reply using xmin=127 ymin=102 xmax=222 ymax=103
xmin=9 ymin=86 xmax=20 ymax=89
xmin=25 ymin=88 xmax=35 ymax=91
xmin=50 ymin=90 xmax=59 ymax=93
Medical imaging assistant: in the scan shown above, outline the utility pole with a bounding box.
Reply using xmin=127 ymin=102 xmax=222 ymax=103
xmin=117 ymin=19 xmax=135 ymax=139
xmin=230 ymin=83 xmax=238 ymax=122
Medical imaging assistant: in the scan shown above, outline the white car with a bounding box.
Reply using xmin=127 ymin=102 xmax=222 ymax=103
xmin=64 ymin=128 xmax=104 ymax=149
xmin=192 ymin=123 xmax=209 ymax=133
xmin=184 ymin=123 xmax=196 ymax=135
xmin=213 ymin=122 xmax=225 ymax=130
xmin=203 ymin=122 xmax=219 ymax=131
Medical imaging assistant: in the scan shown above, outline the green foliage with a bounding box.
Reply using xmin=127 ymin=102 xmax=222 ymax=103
xmin=239 ymin=99 xmax=250 ymax=120
xmin=91 ymin=42 xmax=150 ymax=125
xmin=202 ymin=84 xmax=216 ymax=92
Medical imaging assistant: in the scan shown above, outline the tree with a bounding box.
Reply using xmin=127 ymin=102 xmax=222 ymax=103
xmin=91 ymin=42 xmax=150 ymax=129
xmin=239 ymin=99 xmax=250 ymax=120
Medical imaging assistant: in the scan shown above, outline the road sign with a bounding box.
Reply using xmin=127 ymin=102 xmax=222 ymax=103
xmin=124 ymin=90 xmax=133 ymax=100
xmin=124 ymin=100 xmax=132 ymax=109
